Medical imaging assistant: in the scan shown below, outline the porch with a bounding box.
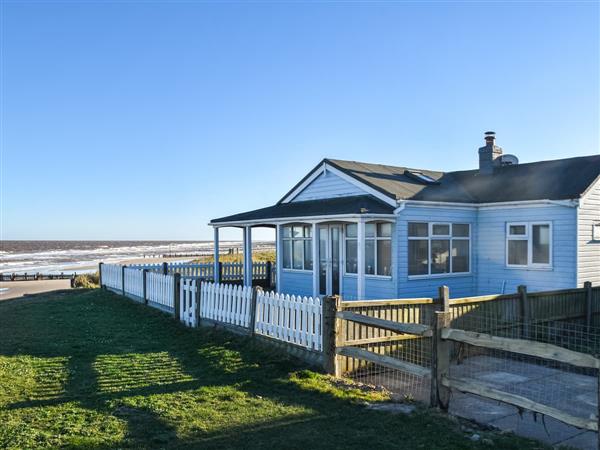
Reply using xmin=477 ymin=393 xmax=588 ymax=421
xmin=210 ymin=195 xmax=397 ymax=299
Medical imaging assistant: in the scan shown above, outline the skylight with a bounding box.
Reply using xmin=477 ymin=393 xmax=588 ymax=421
xmin=404 ymin=170 xmax=439 ymax=185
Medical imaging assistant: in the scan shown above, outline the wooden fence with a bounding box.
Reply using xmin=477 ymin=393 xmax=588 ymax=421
xmin=128 ymin=261 xmax=274 ymax=286
xmin=99 ymin=261 xmax=600 ymax=434
xmin=255 ymin=292 xmax=323 ymax=352
xmin=200 ymin=282 xmax=253 ymax=328
xmin=180 ymin=278 xmax=198 ymax=327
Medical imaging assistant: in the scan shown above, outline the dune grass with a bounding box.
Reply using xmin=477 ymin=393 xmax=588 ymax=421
xmin=0 ymin=289 xmax=546 ymax=449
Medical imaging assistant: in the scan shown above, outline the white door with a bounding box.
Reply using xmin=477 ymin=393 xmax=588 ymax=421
xmin=318 ymin=225 xmax=342 ymax=296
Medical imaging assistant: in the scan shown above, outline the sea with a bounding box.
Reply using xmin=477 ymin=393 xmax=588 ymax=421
xmin=0 ymin=240 xmax=246 ymax=275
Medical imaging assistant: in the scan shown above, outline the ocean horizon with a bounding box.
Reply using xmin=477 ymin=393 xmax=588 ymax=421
xmin=0 ymin=240 xmax=274 ymax=274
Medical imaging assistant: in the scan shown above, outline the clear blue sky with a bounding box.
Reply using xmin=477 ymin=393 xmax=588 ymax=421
xmin=1 ymin=1 xmax=598 ymax=241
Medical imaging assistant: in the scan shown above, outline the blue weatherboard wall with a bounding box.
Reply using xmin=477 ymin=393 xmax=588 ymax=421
xmin=292 ymin=170 xmax=364 ymax=202
xmin=477 ymin=205 xmax=578 ymax=294
xmin=396 ymin=205 xmax=478 ymax=299
xmin=279 ymin=270 xmax=313 ymax=297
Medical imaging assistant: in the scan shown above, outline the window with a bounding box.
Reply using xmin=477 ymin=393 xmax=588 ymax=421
xmin=506 ymin=222 xmax=552 ymax=268
xmin=344 ymin=222 xmax=392 ymax=276
xmin=282 ymin=225 xmax=313 ymax=270
xmin=404 ymin=170 xmax=440 ymax=185
xmin=408 ymin=222 xmax=471 ymax=277
xmin=593 ymin=223 xmax=600 ymax=242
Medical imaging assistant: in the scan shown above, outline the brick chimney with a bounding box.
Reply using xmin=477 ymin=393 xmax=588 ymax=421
xmin=478 ymin=131 xmax=503 ymax=174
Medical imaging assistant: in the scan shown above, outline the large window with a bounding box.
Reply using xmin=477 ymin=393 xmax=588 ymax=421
xmin=506 ymin=222 xmax=552 ymax=268
xmin=282 ymin=225 xmax=313 ymax=270
xmin=345 ymin=222 xmax=392 ymax=276
xmin=408 ymin=222 xmax=470 ymax=277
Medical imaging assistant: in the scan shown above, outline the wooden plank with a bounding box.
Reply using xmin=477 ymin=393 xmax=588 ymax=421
xmin=442 ymin=376 xmax=598 ymax=432
xmin=442 ymin=328 xmax=600 ymax=369
xmin=336 ymin=346 xmax=430 ymax=378
xmin=344 ymin=334 xmax=421 ymax=346
xmin=449 ymin=294 xmax=519 ymax=305
xmin=336 ymin=311 xmax=432 ymax=337
xmin=341 ymin=298 xmax=434 ymax=308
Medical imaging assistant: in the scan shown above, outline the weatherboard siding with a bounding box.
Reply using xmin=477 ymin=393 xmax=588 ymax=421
xmin=280 ymin=270 xmax=314 ymax=297
xmin=578 ymin=179 xmax=600 ymax=286
xmin=477 ymin=205 xmax=577 ymax=294
xmin=292 ymin=170 xmax=365 ymax=202
xmin=396 ymin=206 xmax=478 ymax=299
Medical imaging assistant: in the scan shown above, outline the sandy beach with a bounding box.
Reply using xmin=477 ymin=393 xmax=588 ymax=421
xmin=0 ymin=279 xmax=72 ymax=301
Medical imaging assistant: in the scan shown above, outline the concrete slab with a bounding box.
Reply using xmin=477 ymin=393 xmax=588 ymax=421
xmin=488 ymin=411 xmax=583 ymax=445
xmin=449 ymin=391 xmax=515 ymax=423
xmin=557 ymin=431 xmax=597 ymax=450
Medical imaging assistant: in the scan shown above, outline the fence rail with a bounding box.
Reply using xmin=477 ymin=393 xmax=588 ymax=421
xmin=127 ymin=261 xmax=274 ymax=285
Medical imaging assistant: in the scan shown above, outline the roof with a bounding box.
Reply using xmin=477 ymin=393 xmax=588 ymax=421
xmin=317 ymin=155 xmax=600 ymax=203
xmin=211 ymin=154 xmax=600 ymax=225
xmin=211 ymin=195 xmax=395 ymax=224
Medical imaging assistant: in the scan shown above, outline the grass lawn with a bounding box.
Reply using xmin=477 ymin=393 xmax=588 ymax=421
xmin=0 ymin=289 xmax=547 ymax=449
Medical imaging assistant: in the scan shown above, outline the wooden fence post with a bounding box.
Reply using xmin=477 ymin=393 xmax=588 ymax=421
xmin=121 ymin=265 xmax=126 ymax=296
xmin=518 ymin=285 xmax=529 ymax=339
xmin=322 ymin=295 xmax=342 ymax=375
xmin=98 ymin=262 xmax=103 ymax=288
xmin=173 ymin=273 xmax=181 ymax=319
xmin=195 ymin=280 xmax=202 ymax=327
xmin=162 ymin=262 xmax=169 ymax=275
xmin=431 ymin=286 xmax=451 ymax=409
xmin=142 ymin=269 xmax=148 ymax=305
xmin=249 ymin=286 xmax=261 ymax=335
xmin=218 ymin=262 xmax=223 ymax=283
xmin=585 ymin=281 xmax=593 ymax=331
xmin=265 ymin=261 xmax=272 ymax=288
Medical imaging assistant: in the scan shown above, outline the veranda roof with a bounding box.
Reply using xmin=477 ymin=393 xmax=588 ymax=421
xmin=211 ymin=195 xmax=395 ymax=225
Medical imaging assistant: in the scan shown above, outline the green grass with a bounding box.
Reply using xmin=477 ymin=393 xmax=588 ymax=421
xmin=0 ymin=289 xmax=547 ymax=449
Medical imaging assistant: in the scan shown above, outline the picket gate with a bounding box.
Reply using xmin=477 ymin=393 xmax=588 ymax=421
xmin=180 ymin=278 xmax=198 ymax=327
xmin=255 ymin=291 xmax=323 ymax=351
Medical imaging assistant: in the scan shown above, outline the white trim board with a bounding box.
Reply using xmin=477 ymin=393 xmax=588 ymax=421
xmin=210 ymin=214 xmax=397 ymax=228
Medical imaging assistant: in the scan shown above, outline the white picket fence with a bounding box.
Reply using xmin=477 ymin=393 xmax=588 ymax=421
xmin=126 ymin=261 xmax=273 ymax=282
xmin=180 ymin=278 xmax=198 ymax=327
xmin=255 ymin=292 xmax=323 ymax=351
xmin=100 ymin=264 xmax=322 ymax=357
xmin=124 ymin=267 xmax=144 ymax=299
xmin=146 ymin=272 xmax=175 ymax=310
xmin=102 ymin=264 xmax=122 ymax=290
xmin=200 ymin=282 xmax=253 ymax=328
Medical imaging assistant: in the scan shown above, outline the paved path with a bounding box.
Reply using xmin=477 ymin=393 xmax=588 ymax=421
xmin=448 ymin=355 xmax=597 ymax=449
xmin=0 ymin=280 xmax=72 ymax=300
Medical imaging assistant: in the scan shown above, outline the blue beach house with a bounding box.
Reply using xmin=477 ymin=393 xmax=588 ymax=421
xmin=210 ymin=133 xmax=600 ymax=299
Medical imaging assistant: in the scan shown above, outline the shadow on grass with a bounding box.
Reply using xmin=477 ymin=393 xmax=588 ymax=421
xmin=0 ymin=289 xmax=415 ymax=450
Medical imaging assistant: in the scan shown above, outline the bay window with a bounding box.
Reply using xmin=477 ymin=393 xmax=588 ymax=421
xmin=506 ymin=222 xmax=552 ymax=268
xmin=282 ymin=225 xmax=313 ymax=270
xmin=345 ymin=222 xmax=392 ymax=276
xmin=408 ymin=222 xmax=471 ymax=277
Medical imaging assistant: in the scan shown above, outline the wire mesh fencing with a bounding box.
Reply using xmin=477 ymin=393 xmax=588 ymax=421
xmin=337 ymin=299 xmax=436 ymax=403
xmin=447 ymin=312 xmax=600 ymax=426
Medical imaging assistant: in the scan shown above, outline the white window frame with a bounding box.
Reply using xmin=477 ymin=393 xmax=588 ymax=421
xmin=281 ymin=224 xmax=313 ymax=272
xmin=505 ymin=221 xmax=553 ymax=269
xmin=593 ymin=222 xmax=600 ymax=242
xmin=343 ymin=221 xmax=393 ymax=279
xmin=408 ymin=222 xmax=471 ymax=279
